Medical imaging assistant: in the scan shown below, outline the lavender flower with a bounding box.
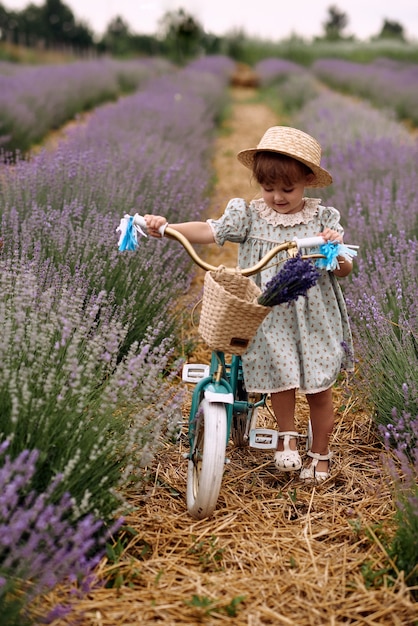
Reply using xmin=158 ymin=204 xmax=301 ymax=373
xmin=258 ymin=255 xmax=320 ymax=307
xmin=0 ymin=441 xmax=123 ymax=623
xmin=254 ymin=58 xmax=306 ymax=86
xmin=0 ymin=58 xmax=173 ymax=152
xmin=0 ymin=58 xmax=230 ymax=528
xmin=312 ymin=58 xmax=418 ymax=125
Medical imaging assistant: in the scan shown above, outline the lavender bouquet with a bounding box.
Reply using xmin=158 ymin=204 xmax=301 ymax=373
xmin=258 ymin=255 xmax=320 ymax=307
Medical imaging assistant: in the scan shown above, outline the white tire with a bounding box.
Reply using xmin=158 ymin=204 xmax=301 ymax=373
xmin=187 ymin=398 xmax=227 ymax=519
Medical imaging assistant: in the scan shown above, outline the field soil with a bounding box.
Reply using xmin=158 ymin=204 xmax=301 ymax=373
xmin=48 ymin=81 xmax=417 ymax=625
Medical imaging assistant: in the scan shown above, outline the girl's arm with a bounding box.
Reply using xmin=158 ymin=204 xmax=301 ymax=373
xmin=144 ymin=215 xmax=215 ymax=244
xmin=320 ymin=227 xmax=353 ymax=278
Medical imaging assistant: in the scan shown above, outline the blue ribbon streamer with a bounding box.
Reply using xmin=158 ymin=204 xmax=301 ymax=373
xmin=315 ymin=242 xmax=357 ymax=271
xmin=118 ymin=216 xmax=138 ymax=251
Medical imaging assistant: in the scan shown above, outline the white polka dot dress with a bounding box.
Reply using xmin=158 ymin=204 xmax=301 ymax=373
xmin=208 ymin=197 xmax=354 ymax=394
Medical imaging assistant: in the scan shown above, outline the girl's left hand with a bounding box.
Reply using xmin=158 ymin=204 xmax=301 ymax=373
xmin=319 ymin=228 xmax=343 ymax=244
xmin=318 ymin=228 xmax=353 ymax=277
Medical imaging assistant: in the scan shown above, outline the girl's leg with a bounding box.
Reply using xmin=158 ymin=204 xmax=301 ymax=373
xmin=305 ymin=387 xmax=334 ymax=473
xmin=271 ymin=389 xmax=302 ymax=471
xmin=271 ymin=389 xmax=297 ymax=450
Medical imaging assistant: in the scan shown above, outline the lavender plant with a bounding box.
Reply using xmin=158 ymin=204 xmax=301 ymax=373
xmin=0 ymin=58 xmax=233 ymax=525
xmin=289 ymin=82 xmax=418 ymax=589
xmin=0 ymin=57 xmax=172 ymax=152
xmin=0 ymin=58 xmax=232 ymax=353
xmin=186 ymin=54 xmax=235 ymax=79
xmin=254 ymin=58 xmax=306 ymax=86
xmin=312 ymin=58 xmax=418 ymax=125
xmin=0 ymin=259 xmax=185 ymax=521
xmin=254 ymin=58 xmax=320 ymax=115
xmin=380 ymin=400 xmax=418 ymax=590
xmin=0 ymin=440 xmax=122 ymax=625
xmin=347 ymin=300 xmax=418 ymax=431
xmin=295 ymin=91 xmax=417 ymax=242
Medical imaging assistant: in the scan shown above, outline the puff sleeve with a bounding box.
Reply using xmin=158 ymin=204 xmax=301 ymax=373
xmin=207 ymin=198 xmax=252 ymax=246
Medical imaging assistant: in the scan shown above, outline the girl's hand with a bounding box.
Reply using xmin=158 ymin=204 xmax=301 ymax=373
xmin=319 ymin=228 xmax=343 ymax=244
xmin=318 ymin=228 xmax=352 ymax=277
xmin=144 ymin=214 xmax=167 ymax=238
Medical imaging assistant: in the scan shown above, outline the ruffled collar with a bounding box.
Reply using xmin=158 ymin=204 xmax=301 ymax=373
xmin=252 ymin=197 xmax=321 ymax=227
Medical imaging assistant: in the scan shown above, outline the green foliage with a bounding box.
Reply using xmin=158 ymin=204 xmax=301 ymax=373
xmin=355 ymin=324 xmax=418 ymax=430
xmin=361 ymin=561 xmax=393 ymax=590
xmin=186 ymin=594 xmax=215 ymax=614
xmin=350 ymin=487 xmax=418 ymax=594
xmin=104 ymin=526 xmax=154 ymax=590
xmin=0 ymin=254 xmax=185 ymax=523
xmin=158 ymin=8 xmax=204 ymax=64
xmin=375 ymin=19 xmax=406 ymax=41
xmin=188 ymin=534 xmax=225 ymax=571
xmin=231 ymin=37 xmax=418 ymax=66
xmin=348 ymin=518 xmax=396 ymax=590
xmin=322 ymin=4 xmax=349 ymax=41
xmin=185 ymin=593 xmax=245 ymax=618
xmin=390 ymin=485 xmax=418 ymax=592
xmin=0 ymin=0 xmax=94 ymax=50
xmin=0 ymin=584 xmax=32 ymax=626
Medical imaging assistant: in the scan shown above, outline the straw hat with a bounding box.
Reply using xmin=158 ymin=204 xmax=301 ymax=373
xmin=237 ymin=126 xmax=333 ymax=188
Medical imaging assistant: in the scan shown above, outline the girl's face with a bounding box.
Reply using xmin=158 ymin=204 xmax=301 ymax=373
xmin=260 ymin=178 xmax=307 ymax=214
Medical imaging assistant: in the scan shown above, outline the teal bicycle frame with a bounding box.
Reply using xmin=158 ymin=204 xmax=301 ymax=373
xmin=186 ymin=351 xmax=268 ymax=454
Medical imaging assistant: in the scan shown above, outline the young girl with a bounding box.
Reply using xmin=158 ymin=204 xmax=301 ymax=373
xmin=144 ymin=126 xmax=354 ymax=483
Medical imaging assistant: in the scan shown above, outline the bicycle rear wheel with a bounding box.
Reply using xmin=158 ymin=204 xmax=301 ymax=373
xmin=187 ymin=398 xmax=227 ymax=519
xmin=230 ymin=378 xmax=249 ymax=447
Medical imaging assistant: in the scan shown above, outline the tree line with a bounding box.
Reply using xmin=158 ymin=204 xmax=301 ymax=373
xmin=0 ymin=0 xmax=409 ymax=62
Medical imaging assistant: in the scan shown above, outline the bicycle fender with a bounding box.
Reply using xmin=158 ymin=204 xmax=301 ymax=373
xmin=204 ymin=389 xmax=234 ymax=404
xmin=204 ymin=382 xmax=234 ymax=405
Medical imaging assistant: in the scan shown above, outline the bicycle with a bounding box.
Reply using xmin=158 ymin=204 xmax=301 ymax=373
xmin=118 ymin=213 xmax=356 ymax=519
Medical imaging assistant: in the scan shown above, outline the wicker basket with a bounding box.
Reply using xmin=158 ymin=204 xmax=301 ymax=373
xmin=198 ymin=269 xmax=272 ymax=355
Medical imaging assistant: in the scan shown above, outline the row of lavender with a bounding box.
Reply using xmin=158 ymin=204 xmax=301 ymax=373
xmin=280 ymin=70 xmax=417 ymax=586
xmin=0 ymin=57 xmax=173 ymax=152
xmin=256 ymin=57 xmax=418 ymax=126
xmin=0 ymin=55 xmax=235 ymax=622
xmin=311 ymin=58 xmax=418 ymax=126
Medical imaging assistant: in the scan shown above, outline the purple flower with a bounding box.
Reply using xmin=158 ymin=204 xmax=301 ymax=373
xmin=0 ymin=443 xmax=124 ymax=622
xmin=258 ymin=255 xmax=320 ymax=307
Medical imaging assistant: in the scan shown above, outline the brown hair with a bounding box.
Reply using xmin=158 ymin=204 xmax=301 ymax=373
xmin=252 ymin=151 xmax=313 ymax=187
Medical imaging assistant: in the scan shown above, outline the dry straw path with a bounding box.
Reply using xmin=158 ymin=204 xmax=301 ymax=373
xmin=51 ymin=84 xmax=417 ymax=625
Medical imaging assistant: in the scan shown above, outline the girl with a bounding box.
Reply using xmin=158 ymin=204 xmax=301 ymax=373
xmin=144 ymin=126 xmax=354 ymax=483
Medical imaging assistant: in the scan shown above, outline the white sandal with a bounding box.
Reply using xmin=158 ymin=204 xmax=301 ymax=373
xmin=274 ymin=431 xmax=302 ymax=471
xmin=300 ymin=450 xmax=332 ymax=483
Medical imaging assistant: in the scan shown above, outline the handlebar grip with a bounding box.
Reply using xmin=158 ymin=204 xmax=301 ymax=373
xmin=133 ymin=214 xmax=167 ymax=236
xmin=294 ymin=236 xmax=325 ymax=249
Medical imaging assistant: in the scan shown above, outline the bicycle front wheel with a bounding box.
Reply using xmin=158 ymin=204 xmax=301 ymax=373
xmin=187 ymin=398 xmax=227 ymax=519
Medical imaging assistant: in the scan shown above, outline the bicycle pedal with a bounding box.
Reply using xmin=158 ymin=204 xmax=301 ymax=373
xmin=182 ymin=363 xmax=210 ymax=383
xmin=249 ymin=428 xmax=278 ymax=449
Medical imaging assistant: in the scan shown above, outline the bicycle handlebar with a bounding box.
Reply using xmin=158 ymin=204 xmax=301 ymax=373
xmin=133 ymin=214 xmax=324 ymax=248
xmin=130 ymin=214 xmax=328 ymax=276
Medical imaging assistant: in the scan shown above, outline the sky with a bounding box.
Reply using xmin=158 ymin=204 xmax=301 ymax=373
xmin=3 ymin=0 xmax=418 ymax=41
